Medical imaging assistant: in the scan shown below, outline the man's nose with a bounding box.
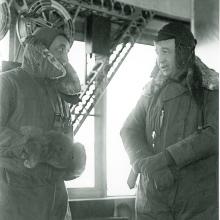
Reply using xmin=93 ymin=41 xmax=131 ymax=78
xmin=158 ymin=54 xmax=166 ymax=65
xmin=59 ymin=53 xmax=68 ymax=64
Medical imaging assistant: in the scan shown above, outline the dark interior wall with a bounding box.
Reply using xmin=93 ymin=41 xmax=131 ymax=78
xmin=69 ymin=197 xmax=135 ymax=220
xmin=192 ymin=0 xmax=219 ymax=71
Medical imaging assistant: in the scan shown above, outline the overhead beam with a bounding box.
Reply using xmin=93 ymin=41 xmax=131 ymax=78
xmin=118 ymin=0 xmax=191 ymax=21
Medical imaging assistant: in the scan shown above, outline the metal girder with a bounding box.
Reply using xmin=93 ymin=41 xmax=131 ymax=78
xmin=59 ymin=0 xmax=148 ymax=21
xmin=13 ymin=0 xmax=190 ymax=45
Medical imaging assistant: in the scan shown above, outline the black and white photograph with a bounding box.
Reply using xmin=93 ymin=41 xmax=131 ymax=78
xmin=0 ymin=0 xmax=218 ymax=219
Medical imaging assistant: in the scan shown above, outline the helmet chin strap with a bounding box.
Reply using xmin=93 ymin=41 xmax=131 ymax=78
xmin=170 ymin=47 xmax=195 ymax=82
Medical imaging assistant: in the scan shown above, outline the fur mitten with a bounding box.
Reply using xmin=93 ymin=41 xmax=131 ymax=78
xmin=20 ymin=126 xmax=86 ymax=177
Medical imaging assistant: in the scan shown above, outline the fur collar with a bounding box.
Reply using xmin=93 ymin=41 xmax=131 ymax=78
xmin=22 ymin=36 xmax=81 ymax=96
xmin=143 ymin=56 xmax=219 ymax=97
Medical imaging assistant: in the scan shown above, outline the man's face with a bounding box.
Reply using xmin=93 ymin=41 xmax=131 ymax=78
xmin=155 ymin=38 xmax=177 ymax=77
xmin=49 ymin=35 xmax=70 ymax=65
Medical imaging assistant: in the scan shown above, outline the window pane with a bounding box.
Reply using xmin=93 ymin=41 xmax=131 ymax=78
xmin=65 ymin=114 xmax=95 ymax=188
xmin=106 ymin=43 xmax=156 ymax=196
xmin=66 ymin=41 xmax=95 ymax=188
xmin=68 ymin=41 xmax=86 ymax=83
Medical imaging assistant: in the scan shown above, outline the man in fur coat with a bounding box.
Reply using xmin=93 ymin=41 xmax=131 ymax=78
xmin=120 ymin=22 xmax=218 ymax=220
xmin=0 ymin=27 xmax=86 ymax=220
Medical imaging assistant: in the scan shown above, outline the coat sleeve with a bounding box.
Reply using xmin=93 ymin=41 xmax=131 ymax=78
xmin=0 ymin=74 xmax=16 ymax=126
xmin=0 ymin=74 xmax=25 ymax=157
xmin=0 ymin=74 xmax=84 ymax=181
xmin=167 ymin=90 xmax=219 ymax=168
xmin=120 ymin=95 xmax=154 ymax=164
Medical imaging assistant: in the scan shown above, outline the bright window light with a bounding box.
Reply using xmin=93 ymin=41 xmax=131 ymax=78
xmin=106 ymin=43 xmax=156 ymax=196
xmin=196 ymin=42 xmax=220 ymax=72
xmin=65 ymin=114 xmax=95 ymax=188
xmin=65 ymin=41 xmax=95 ymax=188
xmin=0 ymin=32 xmax=9 ymax=70
xmin=68 ymin=41 xmax=86 ymax=83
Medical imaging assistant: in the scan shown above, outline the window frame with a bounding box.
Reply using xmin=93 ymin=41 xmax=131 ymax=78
xmin=67 ymin=93 xmax=107 ymax=199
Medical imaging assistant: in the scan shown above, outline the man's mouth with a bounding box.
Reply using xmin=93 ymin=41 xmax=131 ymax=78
xmin=160 ymin=65 xmax=171 ymax=76
xmin=160 ymin=65 xmax=168 ymax=71
xmin=160 ymin=64 xmax=168 ymax=69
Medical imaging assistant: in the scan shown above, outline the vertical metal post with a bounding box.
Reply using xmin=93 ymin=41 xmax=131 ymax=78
xmin=94 ymin=54 xmax=108 ymax=197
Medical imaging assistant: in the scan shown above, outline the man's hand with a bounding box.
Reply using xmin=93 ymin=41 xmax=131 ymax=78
xmin=152 ymin=168 xmax=175 ymax=191
xmin=134 ymin=151 xmax=176 ymax=191
xmin=139 ymin=152 xmax=168 ymax=174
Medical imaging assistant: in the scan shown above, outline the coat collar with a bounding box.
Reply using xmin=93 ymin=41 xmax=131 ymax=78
xmin=160 ymin=80 xmax=188 ymax=102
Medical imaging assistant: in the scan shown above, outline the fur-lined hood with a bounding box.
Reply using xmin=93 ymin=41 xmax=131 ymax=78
xmin=22 ymin=36 xmax=81 ymax=96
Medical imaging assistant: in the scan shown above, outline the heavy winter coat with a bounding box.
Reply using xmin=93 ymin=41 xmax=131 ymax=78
xmin=0 ymin=38 xmax=80 ymax=220
xmin=121 ymin=75 xmax=218 ymax=219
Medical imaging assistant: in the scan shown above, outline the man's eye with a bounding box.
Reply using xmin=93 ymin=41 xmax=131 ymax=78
xmin=162 ymin=49 xmax=169 ymax=54
xmin=57 ymin=47 xmax=65 ymax=53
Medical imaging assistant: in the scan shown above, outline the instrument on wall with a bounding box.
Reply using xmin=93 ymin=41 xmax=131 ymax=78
xmin=0 ymin=0 xmax=11 ymax=40
xmin=15 ymin=0 xmax=75 ymax=44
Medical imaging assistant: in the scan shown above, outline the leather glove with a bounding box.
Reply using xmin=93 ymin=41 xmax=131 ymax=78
xmin=139 ymin=151 xmax=175 ymax=175
xmin=135 ymin=151 xmax=176 ymax=190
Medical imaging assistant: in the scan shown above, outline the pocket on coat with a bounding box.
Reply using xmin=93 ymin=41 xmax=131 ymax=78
xmin=174 ymin=120 xmax=185 ymax=141
xmin=176 ymin=188 xmax=218 ymax=220
xmin=3 ymin=164 xmax=51 ymax=188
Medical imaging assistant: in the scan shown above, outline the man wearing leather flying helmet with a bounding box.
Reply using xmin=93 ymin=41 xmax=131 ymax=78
xmin=121 ymin=22 xmax=218 ymax=220
xmin=0 ymin=27 xmax=86 ymax=220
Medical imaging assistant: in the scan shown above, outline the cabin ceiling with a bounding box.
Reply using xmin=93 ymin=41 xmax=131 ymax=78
xmin=118 ymin=0 xmax=191 ymax=21
xmin=0 ymin=0 xmax=192 ymax=53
